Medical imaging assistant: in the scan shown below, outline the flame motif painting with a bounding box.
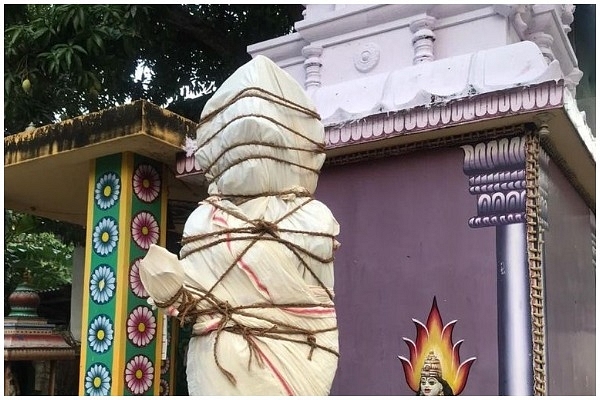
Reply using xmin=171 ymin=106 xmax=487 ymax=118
xmin=398 ymin=297 xmax=476 ymax=395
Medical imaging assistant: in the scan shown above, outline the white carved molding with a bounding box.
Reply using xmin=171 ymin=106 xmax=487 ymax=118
xmin=507 ymin=5 xmax=532 ymax=40
xmin=302 ymin=44 xmax=324 ymax=92
xmin=325 ymin=81 xmax=564 ymax=148
xmin=353 ymin=42 xmax=380 ymax=73
xmin=410 ymin=15 xmax=436 ymax=64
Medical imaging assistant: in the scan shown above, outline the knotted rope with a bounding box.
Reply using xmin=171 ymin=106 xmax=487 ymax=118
xmin=168 ymin=85 xmax=337 ymax=386
xmin=158 ymin=195 xmax=338 ymax=385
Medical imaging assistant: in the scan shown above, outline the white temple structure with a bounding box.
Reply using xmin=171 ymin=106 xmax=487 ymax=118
xmin=243 ymin=4 xmax=595 ymax=396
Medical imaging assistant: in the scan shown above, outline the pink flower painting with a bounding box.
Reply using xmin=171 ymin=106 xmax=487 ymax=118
xmin=131 ymin=211 xmax=159 ymax=250
xmin=125 ymin=355 xmax=154 ymax=395
xmin=129 ymin=258 xmax=149 ymax=298
xmin=127 ymin=305 xmax=157 ymax=347
xmin=133 ymin=164 xmax=161 ymax=203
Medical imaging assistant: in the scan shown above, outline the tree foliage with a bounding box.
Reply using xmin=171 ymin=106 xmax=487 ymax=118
xmin=4 ymin=4 xmax=303 ymax=134
xmin=4 ymin=211 xmax=75 ymax=307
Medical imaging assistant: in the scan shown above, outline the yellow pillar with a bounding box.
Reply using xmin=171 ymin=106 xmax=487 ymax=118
xmin=78 ymin=153 xmax=168 ymax=395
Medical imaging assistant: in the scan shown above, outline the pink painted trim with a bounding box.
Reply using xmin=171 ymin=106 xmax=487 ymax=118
xmin=175 ymin=151 xmax=203 ymax=177
xmin=325 ymin=81 xmax=564 ymax=149
xmin=174 ymin=83 xmax=564 ymax=180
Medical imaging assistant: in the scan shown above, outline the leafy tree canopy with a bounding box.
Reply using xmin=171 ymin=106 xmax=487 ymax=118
xmin=4 ymin=4 xmax=303 ymax=134
xmin=4 ymin=210 xmax=75 ymax=309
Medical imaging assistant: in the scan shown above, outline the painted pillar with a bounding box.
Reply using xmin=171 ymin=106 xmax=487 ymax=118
xmin=496 ymin=223 xmax=533 ymax=395
xmin=461 ymin=135 xmax=534 ymax=395
xmin=78 ymin=152 xmax=173 ymax=396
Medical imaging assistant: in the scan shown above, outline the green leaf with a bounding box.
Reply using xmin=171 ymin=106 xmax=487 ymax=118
xmin=32 ymin=26 xmax=49 ymax=40
xmin=78 ymin=7 xmax=85 ymax=30
xmin=92 ymin=33 xmax=104 ymax=50
xmin=65 ymin=49 xmax=72 ymax=69
xmin=8 ymin=26 xmax=23 ymax=46
xmin=72 ymin=44 xmax=87 ymax=54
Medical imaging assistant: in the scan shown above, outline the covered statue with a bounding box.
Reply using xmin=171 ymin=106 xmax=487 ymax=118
xmin=139 ymin=55 xmax=341 ymax=395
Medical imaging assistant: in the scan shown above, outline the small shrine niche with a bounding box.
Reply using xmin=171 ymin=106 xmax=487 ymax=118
xmin=4 ymin=278 xmax=78 ymax=396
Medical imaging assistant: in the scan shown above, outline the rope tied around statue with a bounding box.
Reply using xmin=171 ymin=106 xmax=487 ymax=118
xmin=155 ymin=197 xmax=339 ymax=384
xmin=194 ymin=86 xmax=327 ymax=198
xmin=158 ymin=87 xmax=338 ymax=385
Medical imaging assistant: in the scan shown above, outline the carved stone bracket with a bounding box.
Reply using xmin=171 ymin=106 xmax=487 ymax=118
xmin=461 ymin=136 xmax=528 ymax=228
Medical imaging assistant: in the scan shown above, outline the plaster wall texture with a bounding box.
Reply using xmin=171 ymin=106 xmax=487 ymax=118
xmin=433 ymin=15 xmax=509 ymax=59
xmin=544 ymin=159 xmax=596 ymax=396
xmin=318 ymin=28 xmax=415 ymax=85
xmin=315 ymin=147 xmax=498 ymax=395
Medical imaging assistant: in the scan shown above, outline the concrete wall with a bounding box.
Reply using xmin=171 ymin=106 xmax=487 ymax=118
xmin=544 ymin=158 xmax=596 ymax=396
xmin=315 ymin=146 xmax=498 ymax=395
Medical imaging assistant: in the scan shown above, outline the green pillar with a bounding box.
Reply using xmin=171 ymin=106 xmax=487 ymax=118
xmin=79 ymin=152 xmax=170 ymax=395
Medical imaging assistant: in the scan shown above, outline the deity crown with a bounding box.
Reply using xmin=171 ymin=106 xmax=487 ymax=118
xmin=421 ymin=351 xmax=442 ymax=379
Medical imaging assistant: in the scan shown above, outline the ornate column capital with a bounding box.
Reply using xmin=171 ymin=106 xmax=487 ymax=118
xmin=461 ymin=136 xmax=527 ymax=228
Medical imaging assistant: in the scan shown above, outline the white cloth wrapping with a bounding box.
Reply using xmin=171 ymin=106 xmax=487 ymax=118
xmin=140 ymin=55 xmax=340 ymax=396
xmin=140 ymin=194 xmax=340 ymax=395
xmin=194 ymin=55 xmax=325 ymax=197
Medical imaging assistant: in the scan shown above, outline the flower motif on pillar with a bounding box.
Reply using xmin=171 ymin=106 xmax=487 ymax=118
xmin=80 ymin=153 xmax=166 ymax=396
xmin=302 ymin=44 xmax=323 ymax=93
xmin=410 ymin=16 xmax=436 ymax=64
xmin=461 ymin=136 xmax=528 ymax=228
xmin=84 ymin=363 xmax=111 ymax=396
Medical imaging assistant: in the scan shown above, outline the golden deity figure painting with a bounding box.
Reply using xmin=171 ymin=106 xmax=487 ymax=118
xmin=398 ymin=297 xmax=476 ymax=396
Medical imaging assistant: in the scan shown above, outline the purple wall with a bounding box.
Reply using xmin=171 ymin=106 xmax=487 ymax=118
xmin=544 ymin=159 xmax=596 ymax=395
xmin=315 ymin=147 xmax=498 ymax=395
